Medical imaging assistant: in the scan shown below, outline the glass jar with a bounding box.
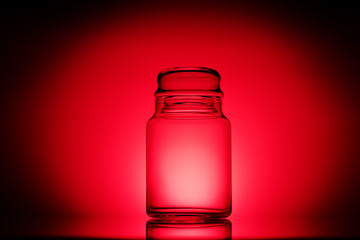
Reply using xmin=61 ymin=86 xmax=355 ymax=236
xmin=146 ymin=67 xmax=231 ymax=218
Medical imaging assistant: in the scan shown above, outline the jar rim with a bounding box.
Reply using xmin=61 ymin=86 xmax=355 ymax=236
xmin=157 ymin=66 xmax=221 ymax=83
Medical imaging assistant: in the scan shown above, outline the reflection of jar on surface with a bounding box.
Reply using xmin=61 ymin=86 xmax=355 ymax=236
xmin=147 ymin=219 xmax=232 ymax=240
xmin=147 ymin=67 xmax=231 ymax=218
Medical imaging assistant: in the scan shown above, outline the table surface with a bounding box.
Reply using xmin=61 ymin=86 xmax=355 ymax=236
xmin=1 ymin=216 xmax=359 ymax=239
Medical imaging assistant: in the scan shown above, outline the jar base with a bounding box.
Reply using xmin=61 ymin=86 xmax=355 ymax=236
xmin=147 ymin=208 xmax=231 ymax=220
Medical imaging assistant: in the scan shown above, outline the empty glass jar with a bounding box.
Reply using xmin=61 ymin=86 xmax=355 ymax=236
xmin=146 ymin=67 xmax=231 ymax=218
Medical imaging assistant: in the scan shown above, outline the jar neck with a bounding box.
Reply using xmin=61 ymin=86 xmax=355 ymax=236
xmin=155 ymin=94 xmax=223 ymax=117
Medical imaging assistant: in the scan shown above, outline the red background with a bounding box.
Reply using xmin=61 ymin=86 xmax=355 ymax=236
xmin=2 ymin=1 xmax=359 ymax=238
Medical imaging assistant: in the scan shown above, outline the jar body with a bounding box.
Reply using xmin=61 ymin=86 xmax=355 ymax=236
xmin=147 ymin=114 xmax=231 ymax=218
xmin=147 ymin=67 xmax=231 ymax=218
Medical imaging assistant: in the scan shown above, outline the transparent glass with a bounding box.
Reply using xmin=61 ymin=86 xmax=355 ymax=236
xmin=146 ymin=67 xmax=231 ymax=218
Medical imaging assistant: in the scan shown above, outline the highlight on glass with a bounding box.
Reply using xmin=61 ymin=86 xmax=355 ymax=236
xmin=146 ymin=67 xmax=232 ymax=218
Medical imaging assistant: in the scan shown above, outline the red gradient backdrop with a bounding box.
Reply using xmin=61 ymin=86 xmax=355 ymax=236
xmin=2 ymin=1 xmax=359 ymax=238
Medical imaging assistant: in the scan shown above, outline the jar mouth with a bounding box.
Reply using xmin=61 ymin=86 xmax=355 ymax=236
xmin=157 ymin=67 xmax=221 ymax=83
xmin=156 ymin=66 xmax=222 ymax=94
